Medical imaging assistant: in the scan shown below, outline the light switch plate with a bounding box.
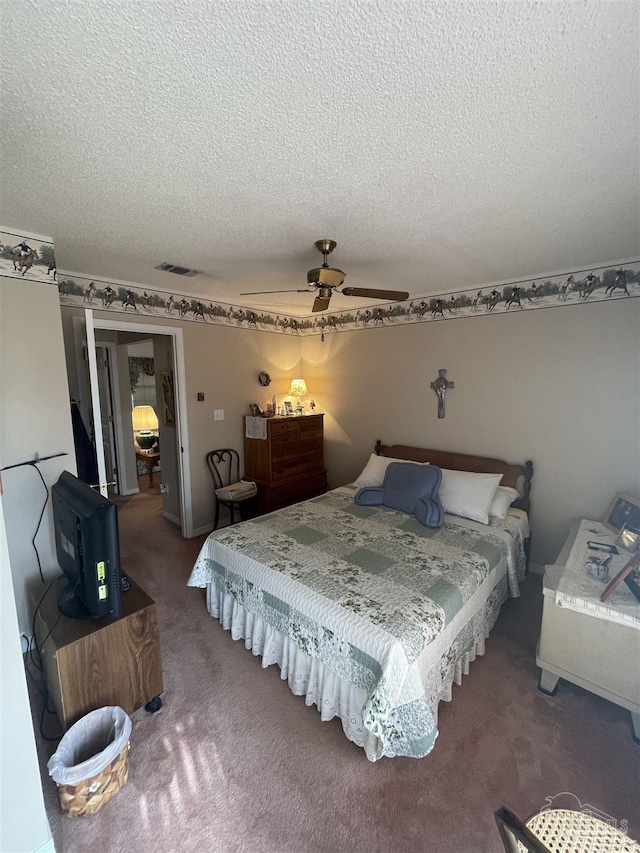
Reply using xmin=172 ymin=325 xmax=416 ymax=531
xmin=214 ymin=409 xmax=224 ymax=421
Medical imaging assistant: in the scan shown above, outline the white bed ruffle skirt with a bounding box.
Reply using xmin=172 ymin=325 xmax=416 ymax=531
xmin=206 ymin=572 xmax=507 ymax=761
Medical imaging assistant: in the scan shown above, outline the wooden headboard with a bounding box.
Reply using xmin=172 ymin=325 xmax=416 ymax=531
xmin=375 ymin=441 xmax=534 ymax=515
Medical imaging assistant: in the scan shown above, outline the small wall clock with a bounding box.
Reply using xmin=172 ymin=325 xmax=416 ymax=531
xmin=258 ymin=371 xmax=271 ymax=387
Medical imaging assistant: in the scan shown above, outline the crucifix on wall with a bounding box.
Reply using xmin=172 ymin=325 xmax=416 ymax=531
xmin=430 ymin=369 xmax=454 ymax=418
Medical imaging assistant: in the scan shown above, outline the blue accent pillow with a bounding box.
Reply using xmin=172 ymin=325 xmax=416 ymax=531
xmin=354 ymin=462 xmax=444 ymax=528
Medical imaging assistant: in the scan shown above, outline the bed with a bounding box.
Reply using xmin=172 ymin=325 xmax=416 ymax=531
xmin=187 ymin=442 xmax=533 ymax=761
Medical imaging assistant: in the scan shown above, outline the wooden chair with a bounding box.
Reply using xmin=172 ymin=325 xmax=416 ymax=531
xmin=495 ymin=806 xmax=551 ymax=853
xmin=495 ymin=805 xmax=639 ymax=853
xmin=206 ymin=449 xmax=257 ymax=530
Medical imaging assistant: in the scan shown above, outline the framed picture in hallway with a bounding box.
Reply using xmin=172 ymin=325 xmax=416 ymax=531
xmin=161 ymin=371 xmax=175 ymax=425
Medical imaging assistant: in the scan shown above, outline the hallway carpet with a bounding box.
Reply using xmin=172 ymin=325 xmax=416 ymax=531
xmin=30 ymin=489 xmax=640 ymax=852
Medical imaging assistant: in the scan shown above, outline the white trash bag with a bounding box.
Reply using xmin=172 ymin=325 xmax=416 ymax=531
xmin=48 ymin=706 xmax=132 ymax=786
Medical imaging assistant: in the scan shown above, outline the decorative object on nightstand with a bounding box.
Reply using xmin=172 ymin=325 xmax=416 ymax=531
xmin=600 ymin=552 xmax=640 ymax=602
xmin=617 ymin=523 xmax=640 ymax=553
xmin=603 ymin=492 xmax=640 ymax=533
xmin=289 ymin=378 xmax=308 ymax=415
xmin=244 ymin=413 xmax=326 ymax=515
xmin=132 ymin=405 xmax=158 ymax=449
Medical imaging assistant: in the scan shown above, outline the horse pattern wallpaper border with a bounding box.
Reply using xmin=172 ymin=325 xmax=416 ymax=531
xmin=1 ymin=230 xmax=638 ymax=336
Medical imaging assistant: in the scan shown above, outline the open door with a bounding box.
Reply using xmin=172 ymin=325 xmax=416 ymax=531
xmin=95 ymin=344 xmax=120 ymax=493
xmin=85 ymin=308 xmax=110 ymax=497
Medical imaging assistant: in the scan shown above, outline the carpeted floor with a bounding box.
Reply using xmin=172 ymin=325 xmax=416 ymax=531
xmin=29 ymin=484 xmax=640 ymax=853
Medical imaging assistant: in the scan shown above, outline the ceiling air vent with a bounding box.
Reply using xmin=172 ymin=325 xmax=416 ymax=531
xmin=155 ymin=262 xmax=200 ymax=277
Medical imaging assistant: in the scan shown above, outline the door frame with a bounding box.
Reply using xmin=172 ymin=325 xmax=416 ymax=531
xmin=90 ymin=314 xmax=193 ymax=538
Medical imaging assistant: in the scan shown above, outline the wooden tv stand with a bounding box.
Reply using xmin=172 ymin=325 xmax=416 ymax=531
xmin=35 ymin=576 xmax=163 ymax=730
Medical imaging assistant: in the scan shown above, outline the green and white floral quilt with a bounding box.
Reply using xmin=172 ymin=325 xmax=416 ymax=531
xmin=188 ymin=485 xmax=526 ymax=759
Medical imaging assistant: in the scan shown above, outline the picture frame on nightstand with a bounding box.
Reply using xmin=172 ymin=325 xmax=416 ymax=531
xmin=624 ymin=567 xmax=640 ymax=603
xmin=600 ymin=552 xmax=640 ymax=602
xmin=603 ymin=493 xmax=640 ymax=533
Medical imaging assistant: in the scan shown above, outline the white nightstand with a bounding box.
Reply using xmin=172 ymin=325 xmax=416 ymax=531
xmin=536 ymin=519 xmax=640 ymax=743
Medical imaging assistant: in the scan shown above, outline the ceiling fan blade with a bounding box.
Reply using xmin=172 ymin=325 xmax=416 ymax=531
xmin=312 ymin=295 xmax=331 ymax=312
xmin=239 ymin=288 xmax=311 ymax=295
xmin=341 ymin=287 xmax=409 ymax=301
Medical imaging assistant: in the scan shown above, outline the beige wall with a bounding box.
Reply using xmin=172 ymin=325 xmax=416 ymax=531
xmin=1 ymin=279 xmax=77 ymax=632
xmin=55 ymin=295 xmax=640 ymax=570
xmin=182 ymin=321 xmax=301 ymax=531
xmin=1 ymin=500 xmax=52 ymax=853
xmin=0 ymin=277 xmax=70 ymax=852
xmin=302 ymin=298 xmax=640 ymax=568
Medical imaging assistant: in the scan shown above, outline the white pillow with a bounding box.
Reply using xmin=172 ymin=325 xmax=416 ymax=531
xmin=353 ymin=453 xmax=427 ymax=488
xmin=439 ymin=468 xmax=503 ymax=525
xmin=489 ymin=486 xmax=520 ymax=520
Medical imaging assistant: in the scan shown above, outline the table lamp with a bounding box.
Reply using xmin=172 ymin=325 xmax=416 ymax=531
xmin=132 ymin=405 xmax=158 ymax=449
xmin=289 ymin=379 xmax=308 ymax=415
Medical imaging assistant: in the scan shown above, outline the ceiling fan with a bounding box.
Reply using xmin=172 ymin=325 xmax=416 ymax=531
xmin=240 ymin=239 xmax=410 ymax=313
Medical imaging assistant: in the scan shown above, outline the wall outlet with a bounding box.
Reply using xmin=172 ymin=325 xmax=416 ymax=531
xmin=214 ymin=409 xmax=224 ymax=421
xmin=160 ymin=483 xmax=168 ymax=494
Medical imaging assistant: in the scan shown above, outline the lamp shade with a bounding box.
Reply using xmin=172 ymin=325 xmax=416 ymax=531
xmin=132 ymin=405 xmax=158 ymax=432
xmin=289 ymin=379 xmax=308 ymax=398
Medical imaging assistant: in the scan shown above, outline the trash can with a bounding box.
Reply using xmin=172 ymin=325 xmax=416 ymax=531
xmin=47 ymin=706 xmax=132 ymax=817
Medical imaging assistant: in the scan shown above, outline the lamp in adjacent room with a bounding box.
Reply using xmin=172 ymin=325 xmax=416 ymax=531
xmin=288 ymin=379 xmax=308 ymax=415
xmin=132 ymin=405 xmax=159 ymax=449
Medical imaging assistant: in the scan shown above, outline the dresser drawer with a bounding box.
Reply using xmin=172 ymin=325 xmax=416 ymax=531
xmin=272 ymin=452 xmax=324 ymax=481
xmin=270 ymin=420 xmax=300 ymax=441
xmin=296 ymin=426 xmax=322 ymax=441
xmin=271 ymin=472 xmax=327 ymax=509
xmin=299 ymin=415 xmax=323 ymax=430
xmin=271 ymin=430 xmax=302 ymax=447
xmin=271 ymin=438 xmax=323 ymax=463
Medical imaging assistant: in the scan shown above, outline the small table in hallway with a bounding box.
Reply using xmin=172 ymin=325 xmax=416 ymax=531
xmin=136 ymin=449 xmax=160 ymax=488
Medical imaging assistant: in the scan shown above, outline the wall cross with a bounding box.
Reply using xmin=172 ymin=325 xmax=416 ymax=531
xmin=430 ymin=369 xmax=454 ymax=418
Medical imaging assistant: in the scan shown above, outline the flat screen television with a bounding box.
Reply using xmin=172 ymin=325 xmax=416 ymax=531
xmin=51 ymin=470 xmax=122 ymax=620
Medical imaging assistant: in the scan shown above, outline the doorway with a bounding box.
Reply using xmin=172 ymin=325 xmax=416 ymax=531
xmin=64 ymin=311 xmax=194 ymax=538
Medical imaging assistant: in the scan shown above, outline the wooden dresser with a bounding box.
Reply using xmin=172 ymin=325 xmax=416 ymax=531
xmin=244 ymin=414 xmax=327 ymax=515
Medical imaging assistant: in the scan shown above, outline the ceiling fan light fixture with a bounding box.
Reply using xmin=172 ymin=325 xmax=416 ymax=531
xmin=307 ymin=266 xmax=346 ymax=287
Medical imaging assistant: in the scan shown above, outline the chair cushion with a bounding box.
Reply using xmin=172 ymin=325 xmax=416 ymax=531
xmin=215 ymin=481 xmax=257 ymax=501
xmin=355 ymin=462 xmax=444 ymax=528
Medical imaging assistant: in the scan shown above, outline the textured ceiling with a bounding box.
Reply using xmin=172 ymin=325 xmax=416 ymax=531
xmin=1 ymin=0 xmax=638 ymax=316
